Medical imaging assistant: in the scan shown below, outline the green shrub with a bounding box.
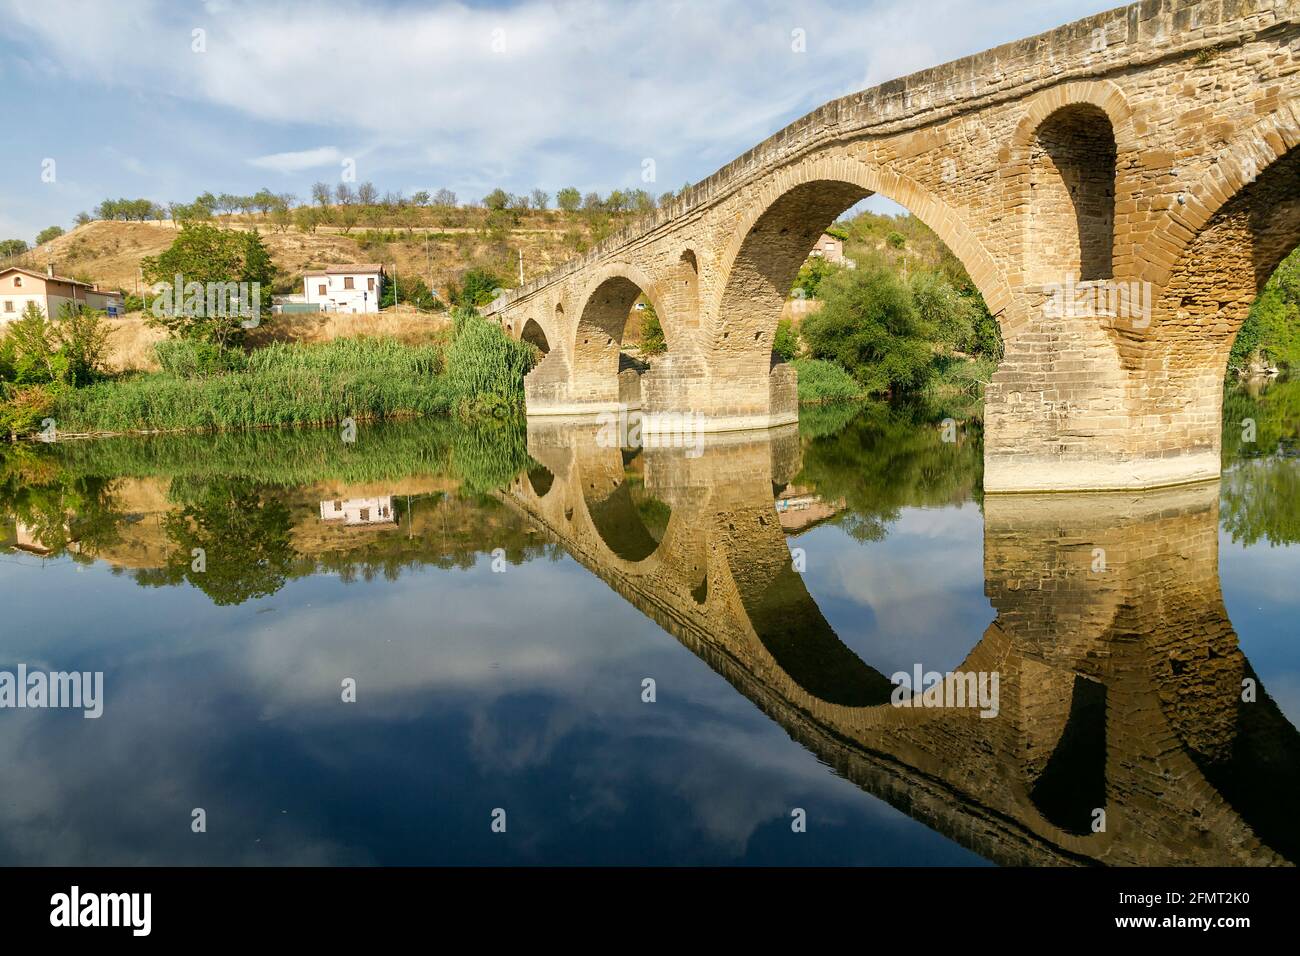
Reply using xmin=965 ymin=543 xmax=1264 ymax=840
xmin=155 ymin=339 xmax=247 ymax=377
xmin=773 ymin=318 xmax=800 ymax=361
xmin=0 ymin=382 xmax=58 ymax=437
xmin=792 ymin=357 xmax=866 ymax=403
xmin=800 ymin=265 xmax=936 ymax=395
xmin=638 ymin=302 xmax=666 ymax=355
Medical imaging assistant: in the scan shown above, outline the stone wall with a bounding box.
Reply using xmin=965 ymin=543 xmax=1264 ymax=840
xmin=491 ymin=0 xmax=1300 ymax=491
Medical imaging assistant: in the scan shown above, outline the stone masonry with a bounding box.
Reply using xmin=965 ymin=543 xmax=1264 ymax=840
xmin=486 ymin=0 xmax=1300 ymax=492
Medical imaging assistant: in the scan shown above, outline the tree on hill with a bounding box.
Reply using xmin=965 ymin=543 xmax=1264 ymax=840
xmin=556 ymin=187 xmax=581 ymax=213
xmin=141 ymin=223 xmax=275 ymax=346
xmin=36 ymin=226 xmax=64 ymax=246
xmin=483 ymin=188 xmax=511 ymax=211
xmin=0 ymin=239 xmax=28 ymax=258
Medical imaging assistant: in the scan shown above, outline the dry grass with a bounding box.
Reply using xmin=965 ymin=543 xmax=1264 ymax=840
xmin=246 ymin=308 xmax=450 ymax=348
xmin=104 ymin=313 xmax=169 ymax=372
xmin=21 ymin=213 xmax=616 ymax=299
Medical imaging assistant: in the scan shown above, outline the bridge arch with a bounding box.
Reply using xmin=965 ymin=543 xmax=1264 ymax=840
xmin=709 ymin=154 xmax=1016 ymax=366
xmin=1124 ymin=117 xmax=1300 ymax=472
xmin=521 ymin=318 xmax=550 ymax=354
xmin=569 ymin=263 xmax=674 ymax=408
xmin=1007 ymin=81 xmax=1133 ymax=285
xmin=1138 ymin=102 xmax=1300 ymax=292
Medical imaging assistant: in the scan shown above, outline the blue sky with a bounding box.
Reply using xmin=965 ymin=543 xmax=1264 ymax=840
xmin=0 ymin=0 xmax=1117 ymax=244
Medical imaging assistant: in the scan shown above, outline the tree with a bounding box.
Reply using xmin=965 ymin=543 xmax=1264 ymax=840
xmin=450 ymin=267 xmax=502 ymax=307
xmin=356 ymin=181 xmax=378 ymax=206
xmin=411 ymin=190 xmax=431 ymax=207
xmin=311 ymin=182 xmax=332 ymax=207
xmin=380 ymin=274 xmax=441 ymax=311
xmin=159 ymin=481 xmax=295 ymax=606
xmin=140 ymin=223 xmax=274 ymax=346
xmin=433 ymin=188 xmax=457 ymax=208
xmin=36 ymin=226 xmax=64 ymax=246
xmin=294 ymin=205 xmax=320 ymax=234
xmin=55 ymin=303 xmax=112 ymax=387
xmin=556 ymin=187 xmax=581 ymax=213
xmin=800 ymin=264 xmax=937 ymax=395
xmin=75 ymin=212 xmax=92 ymax=227
xmin=251 ymin=188 xmax=278 ymax=216
xmin=658 ymin=191 xmax=676 ymax=209
xmin=0 ymin=239 xmax=28 ymax=258
xmin=483 ymin=188 xmax=511 ymax=211
xmin=530 ymin=188 xmax=550 ymax=211
xmin=335 ymin=182 xmax=355 ymax=206
xmin=4 ymin=302 xmax=63 ymax=383
xmin=637 ymin=299 xmax=666 ymax=355
xmin=582 ymin=191 xmax=603 ymax=212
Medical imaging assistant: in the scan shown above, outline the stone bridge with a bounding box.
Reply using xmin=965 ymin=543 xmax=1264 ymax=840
xmin=486 ymin=0 xmax=1300 ymax=493
xmin=496 ymin=422 xmax=1300 ymax=865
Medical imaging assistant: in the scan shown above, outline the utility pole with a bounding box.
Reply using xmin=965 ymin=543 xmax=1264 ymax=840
xmin=518 ymin=249 xmax=524 ymax=285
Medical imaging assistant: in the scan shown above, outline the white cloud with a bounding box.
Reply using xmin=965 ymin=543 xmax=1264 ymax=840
xmin=0 ymin=0 xmax=1117 ymax=188
xmin=248 ymin=145 xmax=343 ymax=173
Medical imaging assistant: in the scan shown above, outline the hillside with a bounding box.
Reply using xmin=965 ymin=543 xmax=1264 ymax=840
xmin=8 ymin=211 xmax=626 ymax=300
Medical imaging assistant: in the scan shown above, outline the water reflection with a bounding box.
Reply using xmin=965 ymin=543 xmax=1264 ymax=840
xmin=0 ymin=384 xmax=1296 ymax=865
xmin=506 ymin=419 xmax=1299 ymax=866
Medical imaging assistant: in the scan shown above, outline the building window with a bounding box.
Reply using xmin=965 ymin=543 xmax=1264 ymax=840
xmin=13 ymin=276 xmax=21 ymax=287
xmin=3 ymin=301 xmax=13 ymax=312
xmin=344 ymin=277 xmax=354 ymax=290
xmin=367 ymin=277 xmax=375 ymax=291
xmin=318 ymin=284 xmax=326 ymax=295
xmin=359 ymin=507 xmax=370 ymax=522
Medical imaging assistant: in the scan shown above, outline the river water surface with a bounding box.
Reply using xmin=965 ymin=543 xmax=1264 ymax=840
xmin=1 ymin=382 xmax=1297 ymax=865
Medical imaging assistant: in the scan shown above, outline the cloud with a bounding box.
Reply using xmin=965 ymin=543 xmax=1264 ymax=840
xmin=0 ymin=0 xmax=1116 ymax=185
xmin=248 ymin=145 xmax=343 ymax=174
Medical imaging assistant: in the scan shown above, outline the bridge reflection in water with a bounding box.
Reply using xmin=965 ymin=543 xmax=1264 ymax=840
xmin=499 ymin=419 xmax=1300 ymax=867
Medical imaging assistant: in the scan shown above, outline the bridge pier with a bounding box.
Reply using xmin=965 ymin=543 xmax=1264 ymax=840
xmin=525 ymin=347 xmax=799 ymax=434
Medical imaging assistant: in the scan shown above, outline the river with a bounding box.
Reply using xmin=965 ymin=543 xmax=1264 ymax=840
xmin=1 ymin=381 xmax=1296 ymax=865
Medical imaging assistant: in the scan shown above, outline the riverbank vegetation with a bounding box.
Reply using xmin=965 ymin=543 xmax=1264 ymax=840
xmin=1 ymin=300 xmax=534 ymax=439
xmin=782 ymin=211 xmax=1003 ymax=409
xmin=1230 ymin=247 xmax=1300 ymax=378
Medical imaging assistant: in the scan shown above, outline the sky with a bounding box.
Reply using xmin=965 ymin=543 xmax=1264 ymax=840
xmin=0 ymin=0 xmax=1119 ymax=244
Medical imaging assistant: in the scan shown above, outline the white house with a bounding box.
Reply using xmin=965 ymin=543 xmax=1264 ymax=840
xmin=0 ymin=265 xmax=125 ymax=325
xmin=319 ymin=496 xmax=396 ymax=527
xmin=302 ymin=264 xmax=385 ymax=314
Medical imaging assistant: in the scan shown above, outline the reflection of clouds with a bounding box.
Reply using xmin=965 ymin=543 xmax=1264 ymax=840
xmin=798 ymin=505 xmax=992 ymax=674
xmin=1220 ymin=535 xmax=1300 ymax=728
xmin=1221 ymin=536 xmax=1300 ymax=608
xmin=237 ymin=557 xmax=659 ymax=719
xmin=0 ymin=527 xmax=977 ymax=864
